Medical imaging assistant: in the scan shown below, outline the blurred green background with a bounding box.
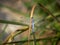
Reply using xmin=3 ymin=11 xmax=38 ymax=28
xmin=0 ymin=0 xmax=60 ymax=45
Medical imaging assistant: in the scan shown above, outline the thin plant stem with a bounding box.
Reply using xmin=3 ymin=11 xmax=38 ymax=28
xmin=38 ymin=3 xmax=60 ymax=23
xmin=28 ymin=4 xmax=36 ymax=45
xmin=3 ymin=27 xmax=29 ymax=45
xmin=3 ymin=36 xmax=60 ymax=44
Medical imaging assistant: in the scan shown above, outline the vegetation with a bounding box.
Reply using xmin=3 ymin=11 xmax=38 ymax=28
xmin=0 ymin=0 xmax=60 ymax=45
